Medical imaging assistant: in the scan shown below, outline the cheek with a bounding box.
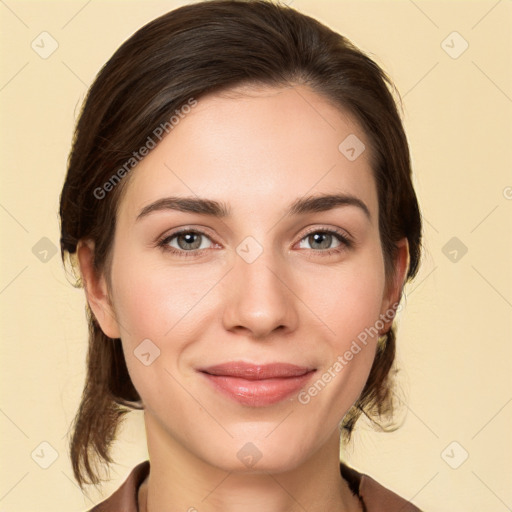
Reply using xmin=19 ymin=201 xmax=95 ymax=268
xmin=110 ymin=246 xmax=220 ymax=340
xmin=108 ymin=251 xmax=225 ymax=398
xmin=306 ymin=248 xmax=387 ymax=346
xmin=297 ymin=249 xmax=387 ymax=410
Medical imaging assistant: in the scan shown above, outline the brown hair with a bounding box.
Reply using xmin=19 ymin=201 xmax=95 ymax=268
xmin=59 ymin=0 xmax=422 ymax=487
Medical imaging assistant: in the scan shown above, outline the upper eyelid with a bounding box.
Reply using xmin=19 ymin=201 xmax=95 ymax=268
xmin=300 ymin=225 xmax=352 ymax=240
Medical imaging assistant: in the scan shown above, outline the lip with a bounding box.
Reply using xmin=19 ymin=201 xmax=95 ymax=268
xmin=197 ymin=361 xmax=316 ymax=407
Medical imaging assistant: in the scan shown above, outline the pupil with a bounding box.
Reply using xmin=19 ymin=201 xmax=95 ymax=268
xmin=178 ymin=233 xmax=200 ymax=250
xmin=310 ymin=232 xmax=331 ymax=249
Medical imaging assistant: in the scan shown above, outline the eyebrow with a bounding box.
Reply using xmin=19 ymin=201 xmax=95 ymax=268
xmin=136 ymin=193 xmax=371 ymax=221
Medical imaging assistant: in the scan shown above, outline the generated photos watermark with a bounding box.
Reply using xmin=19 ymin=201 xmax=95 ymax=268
xmin=93 ymin=97 xmax=198 ymax=200
xmin=297 ymin=302 xmax=401 ymax=405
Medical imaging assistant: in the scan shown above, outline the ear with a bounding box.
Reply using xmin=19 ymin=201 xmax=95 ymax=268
xmin=379 ymin=238 xmax=410 ymax=332
xmin=76 ymin=239 xmax=121 ymax=339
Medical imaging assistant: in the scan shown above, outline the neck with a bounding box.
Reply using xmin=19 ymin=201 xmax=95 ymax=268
xmin=140 ymin=412 xmax=362 ymax=512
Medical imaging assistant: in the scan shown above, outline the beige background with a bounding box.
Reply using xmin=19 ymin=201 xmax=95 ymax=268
xmin=1 ymin=1 xmax=511 ymax=510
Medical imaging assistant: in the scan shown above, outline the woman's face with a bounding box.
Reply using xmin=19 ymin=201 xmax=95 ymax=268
xmin=84 ymin=84 xmax=406 ymax=473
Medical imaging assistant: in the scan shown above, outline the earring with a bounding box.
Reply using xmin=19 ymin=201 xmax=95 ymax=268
xmin=378 ymin=333 xmax=388 ymax=346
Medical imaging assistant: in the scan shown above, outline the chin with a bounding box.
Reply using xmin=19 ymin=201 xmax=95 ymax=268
xmin=200 ymin=431 xmax=313 ymax=475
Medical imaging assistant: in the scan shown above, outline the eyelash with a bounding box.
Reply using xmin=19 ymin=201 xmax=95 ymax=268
xmin=156 ymin=227 xmax=353 ymax=258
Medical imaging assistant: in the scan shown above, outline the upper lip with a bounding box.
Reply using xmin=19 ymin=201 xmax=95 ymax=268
xmin=198 ymin=361 xmax=315 ymax=380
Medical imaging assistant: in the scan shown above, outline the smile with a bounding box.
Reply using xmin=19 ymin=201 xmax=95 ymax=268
xmin=197 ymin=361 xmax=317 ymax=407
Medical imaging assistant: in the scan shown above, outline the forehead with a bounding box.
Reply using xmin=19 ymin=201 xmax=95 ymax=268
xmin=118 ymin=84 xmax=377 ymax=222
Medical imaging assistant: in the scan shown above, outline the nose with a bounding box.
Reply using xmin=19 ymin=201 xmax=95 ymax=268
xmin=221 ymin=247 xmax=299 ymax=339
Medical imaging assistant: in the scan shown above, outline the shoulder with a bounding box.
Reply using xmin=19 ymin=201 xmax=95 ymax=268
xmin=340 ymin=461 xmax=424 ymax=512
xmin=87 ymin=461 xmax=149 ymax=512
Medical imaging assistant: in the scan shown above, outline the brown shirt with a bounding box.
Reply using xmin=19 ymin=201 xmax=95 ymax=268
xmin=88 ymin=461 xmax=422 ymax=512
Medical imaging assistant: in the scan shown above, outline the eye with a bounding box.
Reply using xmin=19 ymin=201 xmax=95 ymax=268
xmin=297 ymin=229 xmax=351 ymax=254
xmin=158 ymin=229 xmax=216 ymax=256
xmin=157 ymin=227 xmax=352 ymax=258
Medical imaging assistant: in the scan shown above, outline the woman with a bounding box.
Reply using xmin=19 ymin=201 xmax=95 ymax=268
xmin=59 ymin=1 xmax=423 ymax=510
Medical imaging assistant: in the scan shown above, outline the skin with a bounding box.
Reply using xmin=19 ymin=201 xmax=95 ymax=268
xmin=78 ymin=84 xmax=409 ymax=512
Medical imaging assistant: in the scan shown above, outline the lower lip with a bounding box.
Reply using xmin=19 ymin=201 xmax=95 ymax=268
xmin=200 ymin=371 xmax=316 ymax=407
